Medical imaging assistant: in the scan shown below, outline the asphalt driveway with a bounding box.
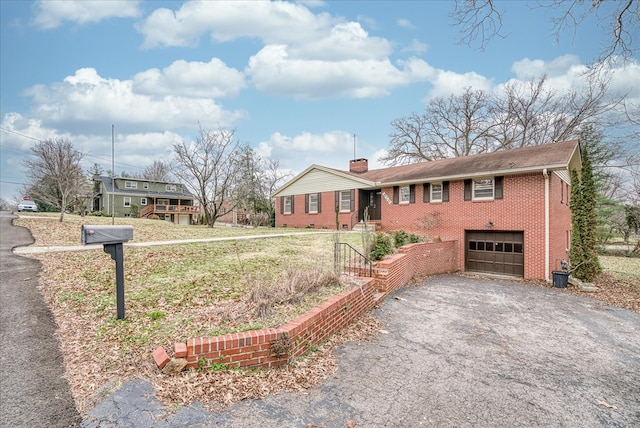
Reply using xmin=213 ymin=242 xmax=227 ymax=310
xmin=85 ymin=275 xmax=640 ymax=427
xmin=0 ymin=212 xmax=81 ymax=427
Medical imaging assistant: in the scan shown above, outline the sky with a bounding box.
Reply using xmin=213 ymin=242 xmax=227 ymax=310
xmin=1 ymin=0 xmax=638 ymax=201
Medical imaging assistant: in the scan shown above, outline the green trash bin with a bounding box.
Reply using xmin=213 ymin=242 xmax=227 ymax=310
xmin=552 ymin=271 xmax=569 ymax=288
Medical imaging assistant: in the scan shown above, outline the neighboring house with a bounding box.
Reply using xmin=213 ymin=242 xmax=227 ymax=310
xmin=273 ymin=140 xmax=582 ymax=281
xmin=93 ymin=176 xmax=200 ymax=225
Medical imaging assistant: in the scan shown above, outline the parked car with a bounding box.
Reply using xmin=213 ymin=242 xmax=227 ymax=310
xmin=17 ymin=200 xmax=38 ymax=212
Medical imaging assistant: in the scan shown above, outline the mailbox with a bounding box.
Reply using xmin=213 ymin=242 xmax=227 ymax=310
xmin=82 ymin=225 xmax=133 ymax=245
xmin=81 ymin=225 xmax=134 ymax=319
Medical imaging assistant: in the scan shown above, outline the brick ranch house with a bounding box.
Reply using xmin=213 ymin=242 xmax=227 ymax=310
xmin=273 ymin=140 xmax=582 ymax=281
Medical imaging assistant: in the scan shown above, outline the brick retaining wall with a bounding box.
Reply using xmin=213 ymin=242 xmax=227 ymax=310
xmin=374 ymin=241 xmax=458 ymax=293
xmin=153 ymin=241 xmax=458 ymax=371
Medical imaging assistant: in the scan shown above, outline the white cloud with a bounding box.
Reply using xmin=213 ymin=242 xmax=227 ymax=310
xmin=397 ymin=18 xmax=415 ymax=29
xmin=505 ymin=56 xmax=640 ymax=103
xmin=254 ymin=141 xmax=273 ymax=160
xmin=32 ymin=0 xmax=141 ymax=30
xmin=425 ymin=70 xmax=493 ymax=99
xmin=136 ymin=1 xmax=431 ymax=100
xmin=269 ymin=130 xmax=353 ymax=153
xmin=259 ymin=130 xmax=356 ymax=171
xmin=132 ymin=58 xmax=246 ymax=98
xmin=136 ymin=0 xmax=336 ymax=48
xmin=137 ymin=1 xmax=391 ymax=61
xmin=370 ymin=149 xmax=389 ymax=170
xmin=511 ymin=55 xmax=583 ymax=80
xmin=403 ymin=39 xmax=429 ymax=55
xmin=23 ymin=68 xmax=247 ymax=132
xmin=288 ymin=22 xmax=393 ymax=61
xmin=247 ymin=46 xmax=432 ymax=99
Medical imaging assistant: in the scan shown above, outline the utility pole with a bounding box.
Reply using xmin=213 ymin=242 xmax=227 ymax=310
xmin=111 ymin=124 xmax=115 ymax=225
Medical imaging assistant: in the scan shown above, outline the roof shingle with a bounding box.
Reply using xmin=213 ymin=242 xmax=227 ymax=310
xmin=343 ymin=140 xmax=580 ymax=184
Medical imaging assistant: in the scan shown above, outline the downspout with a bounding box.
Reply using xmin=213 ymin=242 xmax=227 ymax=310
xmin=543 ymin=168 xmax=550 ymax=282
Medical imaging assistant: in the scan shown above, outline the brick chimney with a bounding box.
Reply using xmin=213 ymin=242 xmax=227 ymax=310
xmin=349 ymin=158 xmax=368 ymax=173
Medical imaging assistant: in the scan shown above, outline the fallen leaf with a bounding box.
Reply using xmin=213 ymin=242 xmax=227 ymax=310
xmin=597 ymin=400 xmax=618 ymax=410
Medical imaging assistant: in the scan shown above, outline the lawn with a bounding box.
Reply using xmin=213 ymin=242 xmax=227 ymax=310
xmin=12 ymin=213 xmax=640 ymax=412
xmin=14 ymin=212 xmax=323 ymax=246
xmin=14 ymin=214 xmax=373 ymax=412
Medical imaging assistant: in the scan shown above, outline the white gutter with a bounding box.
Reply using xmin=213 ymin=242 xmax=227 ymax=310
xmin=543 ymin=168 xmax=550 ymax=282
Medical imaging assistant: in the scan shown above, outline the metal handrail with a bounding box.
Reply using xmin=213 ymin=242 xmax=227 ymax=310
xmin=334 ymin=242 xmax=373 ymax=277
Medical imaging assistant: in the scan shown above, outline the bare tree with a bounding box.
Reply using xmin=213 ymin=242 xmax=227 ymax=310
xmin=171 ymin=126 xmax=240 ymax=227
xmin=232 ymin=145 xmax=293 ymax=226
xmin=137 ymin=160 xmax=172 ymax=182
xmin=378 ymin=112 xmax=434 ymax=165
xmin=380 ymin=87 xmax=496 ymax=165
xmin=383 ymin=73 xmax=621 ymax=165
xmin=262 ymin=157 xmax=293 ymax=223
xmin=22 ymin=138 xmax=85 ymax=222
xmin=451 ymin=0 xmax=639 ymax=62
xmin=492 ymin=76 xmax=559 ymax=149
xmin=494 ymin=74 xmax=620 ymax=150
xmin=264 ymin=158 xmax=293 ymax=202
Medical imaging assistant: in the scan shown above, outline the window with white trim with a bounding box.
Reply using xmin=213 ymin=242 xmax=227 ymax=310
xmin=140 ymin=198 xmax=147 ymax=206
xmin=340 ymin=191 xmax=351 ymax=212
xmin=123 ymin=197 xmax=131 ymax=207
xmin=284 ymin=196 xmax=292 ymax=214
xmin=125 ymin=181 xmax=137 ymax=189
xmin=166 ymin=184 xmax=177 ymax=192
xmin=473 ymin=178 xmax=494 ymax=200
xmin=309 ymin=193 xmax=319 ymax=213
xmin=399 ymin=186 xmax=410 ymax=204
xmin=143 ymin=182 xmax=149 ymax=189
xmin=431 ymin=183 xmax=443 ymax=202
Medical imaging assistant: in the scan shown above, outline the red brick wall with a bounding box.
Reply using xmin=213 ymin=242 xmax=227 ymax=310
xmin=548 ymin=172 xmax=572 ymax=273
xmin=280 ymin=277 xmax=379 ymax=359
xmin=274 ymin=173 xmax=569 ymax=280
xmin=155 ymin=241 xmax=459 ymax=371
xmin=378 ymin=174 xmax=556 ymax=280
xmin=276 ymin=191 xmax=359 ymax=230
xmin=374 ymin=241 xmax=458 ymax=293
xmin=173 ymin=277 xmax=378 ymax=370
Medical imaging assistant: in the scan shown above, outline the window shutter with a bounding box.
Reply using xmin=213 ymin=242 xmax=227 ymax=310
xmin=291 ymin=196 xmax=295 ymax=214
xmin=409 ymin=184 xmax=416 ymax=203
xmin=393 ymin=186 xmax=399 ymax=204
xmin=350 ymin=189 xmax=355 ymax=212
xmin=443 ymin=181 xmax=450 ymax=202
xmin=280 ymin=196 xmax=284 ymax=214
xmin=335 ymin=191 xmax=340 ymax=212
xmin=495 ymin=176 xmax=504 ymax=199
xmin=305 ymin=194 xmax=309 ymax=213
xmin=423 ymin=183 xmax=430 ymax=203
xmin=317 ymin=192 xmax=322 ymax=213
xmin=464 ymin=179 xmax=472 ymax=201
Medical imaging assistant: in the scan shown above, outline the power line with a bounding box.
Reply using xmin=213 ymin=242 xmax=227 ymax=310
xmin=0 ymin=126 xmax=152 ymax=172
xmin=0 ymin=179 xmax=28 ymax=185
xmin=0 ymin=127 xmax=42 ymax=141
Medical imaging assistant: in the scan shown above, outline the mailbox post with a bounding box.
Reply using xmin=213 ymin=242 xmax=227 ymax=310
xmin=81 ymin=225 xmax=134 ymax=319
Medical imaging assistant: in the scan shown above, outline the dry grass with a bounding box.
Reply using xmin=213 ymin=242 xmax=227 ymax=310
xmin=15 ymin=214 xmax=370 ymax=414
xmin=577 ymin=256 xmax=640 ymax=313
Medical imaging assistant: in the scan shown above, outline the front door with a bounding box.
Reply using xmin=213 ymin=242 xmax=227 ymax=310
xmin=366 ymin=190 xmax=381 ymax=221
